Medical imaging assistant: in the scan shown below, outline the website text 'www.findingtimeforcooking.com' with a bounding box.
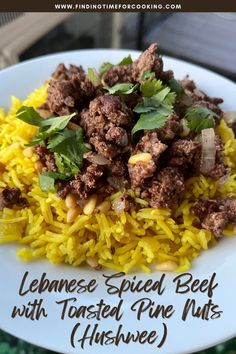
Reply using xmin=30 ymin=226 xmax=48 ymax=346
xmin=54 ymin=3 xmax=182 ymax=10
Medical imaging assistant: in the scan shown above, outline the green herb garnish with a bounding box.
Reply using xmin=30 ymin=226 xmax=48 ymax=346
xmin=185 ymin=107 xmax=218 ymax=133
xmin=99 ymin=55 xmax=132 ymax=77
xmin=17 ymin=106 xmax=76 ymax=145
xmin=99 ymin=62 xmax=114 ymax=76
xmin=118 ymin=55 xmax=133 ymax=66
xmin=131 ymin=112 xmax=168 ymax=135
xmin=49 ymin=128 xmax=89 ymax=172
xmin=169 ymin=78 xmax=184 ymax=98
xmin=140 ymin=70 xmax=156 ymax=81
xmin=140 ymin=79 xmax=163 ymax=97
xmin=87 ymin=68 xmax=100 ymax=86
xmin=104 ymin=83 xmax=138 ymax=95
xmin=132 ymin=79 xmax=176 ymax=135
xmin=17 ymin=106 xmax=90 ymax=192
xmin=39 ymin=173 xmax=57 ymax=193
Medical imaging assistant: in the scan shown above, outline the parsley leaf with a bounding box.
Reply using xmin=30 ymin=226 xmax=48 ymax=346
xmin=118 ymin=55 xmax=133 ymax=66
xmin=140 ymin=79 xmax=163 ymax=97
xmin=169 ymin=78 xmax=184 ymax=98
xmin=104 ymin=83 xmax=138 ymax=95
xmin=54 ymin=153 xmax=79 ymax=177
xmin=99 ymin=62 xmax=114 ymax=76
xmin=49 ymin=128 xmax=90 ymax=172
xmin=16 ymin=106 xmax=46 ymax=126
xmin=17 ymin=106 xmax=76 ymax=145
xmin=134 ymin=88 xmax=175 ymax=116
xmin=141 ymin=70 xmax=156 ymax=81
xmin=99 ymin=55 xmax=132 ymax=77
xmin=87 ymin=68 xmax=100 ymax=86
xmin=132 ymin=80 xmax=176 ymax=135
xmin=132 ymin=112 xmax=168 ymax=135
xmin=39 ymin=171 xmax=72 ymax=193
xmin=185 ymin=107 xmax=218 ymax=133
xmin=39 ymin=173 xmax=56 ymax=193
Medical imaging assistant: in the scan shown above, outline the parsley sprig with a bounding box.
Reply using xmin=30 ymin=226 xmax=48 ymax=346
xmin=16 ymin=106 xmax=90 ymax=192
xmin=131 ymin=79 xmax=176 ymax=135
xmin=184 ymin=107 xmax=219 ymax=133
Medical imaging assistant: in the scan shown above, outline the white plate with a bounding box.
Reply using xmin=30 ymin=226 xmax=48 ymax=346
xmin=0 ymin=50 xmax=236 ymax=354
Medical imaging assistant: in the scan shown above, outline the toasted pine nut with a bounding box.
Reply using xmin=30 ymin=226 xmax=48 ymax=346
xmin=86 ymin=257 xmax=99 ymax=268
xmin=34 ymin=161 xmax=44 ymax=174
xmin=66 ymin=206 xmax=81 ymax=223
xmin=128 ymin=153 xmax=152 ymax=165
xmin=0 ymin=162 xmax=5 ymax=174
xmin=65 ymin=193 xmax=78 ymax=209
xmin=83 ymin=194 xmax=97 ymax=215
xmin=23 ymin=147 xmax=34 ymax=158
xmin=96 ymin=200 xmax=111 ymax=213
xmin=156 ymin=261 xmax=177 ymax=272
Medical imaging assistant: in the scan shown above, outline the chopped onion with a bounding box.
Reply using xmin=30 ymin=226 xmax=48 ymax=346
xmin=223 ymin=112 xmax=236 ymax=125
xmin=84 ymin=152 xmax=109 ymax=165
xmin=200 ymin=128 xmax=216 ymax=174
xmin=218 ymin=169 xmax=230 ymax=186
xmin=112 ymin=197 xmax=126 ymax=214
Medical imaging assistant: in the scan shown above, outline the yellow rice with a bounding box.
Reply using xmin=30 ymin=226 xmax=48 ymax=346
xmin=0 ymin=86 xmax=236 ymax=273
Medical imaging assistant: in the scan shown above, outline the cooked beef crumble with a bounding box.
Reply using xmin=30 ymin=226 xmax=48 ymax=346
xmin=192 ymin=198 xmax=236 ymax=237
xmin=24 ymin=42 xmax=236 ymax=237
xmin=0 ymin=188 xmax=29 ymax=211
xmin=142 ymin=167 xmax=185 ymax=208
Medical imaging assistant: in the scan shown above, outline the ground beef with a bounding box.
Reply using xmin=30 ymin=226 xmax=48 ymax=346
xmin=134 ymin=131 xmax=167 ymax=161
xmin=80 ymin=95 xmax=132 ymax=159
xmin=199 ymin=136 xmax=228 ymax=179
xmin=105 ymin=158 xmax=129 ymax=189
xmin=0 ymin=188 xmax=29 ymax=210
xmin=107 ymin=157 xmax=128 ymax=177
xmin=156 ymin=114 xmax=182 ymax=141
xmin=202 ymin=212 xmax=228 ymax=238
xmin=41 ymin=67 xmax=95 ymax=116
xmin=192 ymin=199 xmax=221 ymax=220
xmin=80 ymin=95 xmax=133 ymax=139
xmin=128 ymin=160 xmax=156 ymax=190
xmin=51 ymin=63 xmax=85 ymax=81
xmin=89 ymin=136 xmax=128 ymax=159
xmin=34 ymin=145 xmax=57 ymax=172
xmin=105 ymin=126 xmax=128 ymax=147
xmin=180 ymin=79 xmax=196 ymax=92
xmin=57 ymin=181 xmax=71 ymax=199
xmin=70 ymin=164 xmax=104 ymax=199
xmin=142 ymin=167 xmax=185 ymax=208
xmin=123 ymin=92 xmax=142 ymax=110
xmin=103 ymin=64 xmax=133 ymax=86
xmin=81 ymin=164 xmax=104 ymax=190
xmin=128 ymin=132 xmax=167 ymax=189
xmin=168 ymin=139 xmax=200 ymax=167
xmin=192 ymin=198 xmax=236 ymax=237
xmin=132 ymin=43 xmax=164 ymax=81
xmin=178 ymin=78 xmax=224 ymax=117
